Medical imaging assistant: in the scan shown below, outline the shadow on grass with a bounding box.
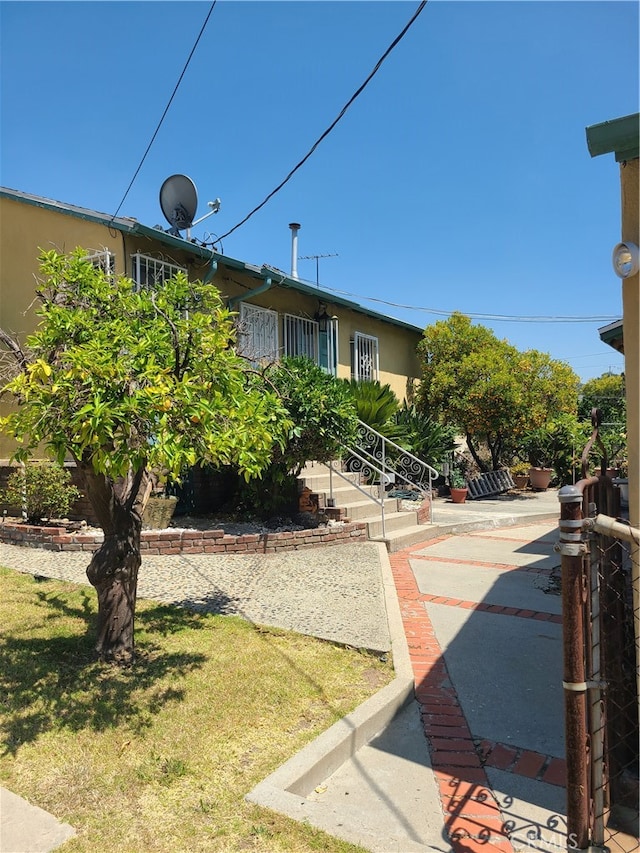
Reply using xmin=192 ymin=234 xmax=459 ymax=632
xmin=0 ymin=581 xmax=213 ymax=757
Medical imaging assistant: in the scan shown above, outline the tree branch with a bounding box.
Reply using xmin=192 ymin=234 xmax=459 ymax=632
xmin=150 ymin=292 xmax=182 ymax=379
xmin=0 ymin=328 xmax=28 ymax=371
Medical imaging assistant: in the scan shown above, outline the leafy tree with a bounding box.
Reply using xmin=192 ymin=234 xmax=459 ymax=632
xmin=0 ymin=250 xmax=290 ymax=664
xmin=416 ymin=313 xmax=579 ymax=471
xmin=578 ymin=372 xmax=626 ymax=426
xmin=235 ymin=356 xmax=359 ymax=515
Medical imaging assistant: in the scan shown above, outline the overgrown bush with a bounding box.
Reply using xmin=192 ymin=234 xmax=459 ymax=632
xmin=395 ymin=403 xmax=456 ymax=467
xmin=518 ymin=414 xmax=591 ymax=486
xmin=1 ymin=463 xmax=81 ymax=523
xmin=232 ymin=357 xmax=359 ymax=516
xmin=344 ymin=379 xmax=407 ymax=444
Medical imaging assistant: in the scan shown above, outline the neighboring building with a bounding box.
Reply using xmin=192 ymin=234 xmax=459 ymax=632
xmin=0 ymin=187 xmax=423 ymax=459
xmin=586 ymin=113 xmax=639 ymax=718
xmin=586 ymin=112 xmax=639 ymax=531
xmin=598 ymin=318 xmax=624 ymax=354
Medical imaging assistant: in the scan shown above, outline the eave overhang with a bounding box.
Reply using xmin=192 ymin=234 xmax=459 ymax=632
xmin=1 ymin=186 xmax=424 ymax=335
xmin=598 ymin=319 xmax=624 ymax=354
xmin=586 ymin=113 xmax=640 ymax=163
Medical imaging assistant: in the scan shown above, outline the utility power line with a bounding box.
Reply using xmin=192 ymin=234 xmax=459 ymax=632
xmin=318 ymin=286 xmax=620 ymax=324
xmin=111 ymin=2 xmax=217 ymax=220
xmin=215 ymin=1 xmax=428 ymax=243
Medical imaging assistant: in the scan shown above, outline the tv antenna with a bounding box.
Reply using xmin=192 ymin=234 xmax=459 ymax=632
xmin=159 ymin=174 xmax=220 ymax=240
xmin=298 ymin=253 xmax=339 ymax=287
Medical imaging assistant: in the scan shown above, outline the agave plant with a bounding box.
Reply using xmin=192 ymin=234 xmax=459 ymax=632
xmin=395 ymin=403 xmax=456 ymax=467
xmin=344 ymin=379 xmax=408 ymax=444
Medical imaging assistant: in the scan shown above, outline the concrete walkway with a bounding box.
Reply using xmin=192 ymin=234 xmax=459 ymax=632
xmin=1 ymin=489 xmax=565 ymax=853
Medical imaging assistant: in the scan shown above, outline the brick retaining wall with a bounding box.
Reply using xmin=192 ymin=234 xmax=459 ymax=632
xmin=0 ymin=520 xmax=368 ymax=554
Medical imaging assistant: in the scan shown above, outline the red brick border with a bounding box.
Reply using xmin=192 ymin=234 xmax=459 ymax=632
xmin=0 ymin=520 xmax=367 ymax=554
xmin=390 ymin=548 xmax=514 ymax=852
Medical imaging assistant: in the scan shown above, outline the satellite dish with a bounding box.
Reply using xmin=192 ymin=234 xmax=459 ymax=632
xmin=159 ymin=174 xmax=198 ymax=236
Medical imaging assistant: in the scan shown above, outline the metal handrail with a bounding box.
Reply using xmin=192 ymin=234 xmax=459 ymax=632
xmin=346 ymin=419 xmax=439 ymax=493
xmin=328 ymin=453 xmax=388 ymax=538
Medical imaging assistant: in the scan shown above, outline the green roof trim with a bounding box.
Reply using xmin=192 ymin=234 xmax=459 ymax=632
xmin=598 ymin=319 xmax=624 ymax=354
xmin=0 ymin=186 xmax=424 ymax=335
xmin=586 ymin=113 xmax=639 ymax=162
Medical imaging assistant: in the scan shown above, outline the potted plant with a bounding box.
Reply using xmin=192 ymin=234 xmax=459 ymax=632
xmin=142 ymin=471 xmax=178 ymax=530
xmin=510 ymin=461 xmax=530 ymax=490
xmin=520 ymin=426 xmax=556 ymax=490
xmin=449 ymin=470 xmax=468 ymax=504
xmin=612 ymin=456 xmax=629 ymax=509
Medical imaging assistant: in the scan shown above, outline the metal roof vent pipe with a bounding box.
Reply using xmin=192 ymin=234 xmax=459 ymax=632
xmin=289 ymin=222 xmax=300 ymax=279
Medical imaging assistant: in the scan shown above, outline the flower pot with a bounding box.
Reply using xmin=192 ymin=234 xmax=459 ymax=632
xmin=528 ymin=467 xmax=553 ymax=490
xmin=612 ymin=478 xmax=629 ymax=509
xmin=450 ymin=487 xmax=468 ymax=504
xmin=513 ymin=474 xmax=529 ymax=490
xmin=142 ymin=495 xmax=178 ymax=529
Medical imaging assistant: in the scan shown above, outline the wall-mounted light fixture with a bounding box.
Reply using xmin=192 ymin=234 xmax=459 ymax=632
xmin=315 ymin=302 xmax=330 ymax=332
xmin=612 ymin=241 xmax=639 ymax=278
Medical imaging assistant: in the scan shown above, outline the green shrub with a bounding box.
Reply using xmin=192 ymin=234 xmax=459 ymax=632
xmin=344 ymin=379 xmax=407 ymax=444
xmin=395 ymin=403 xmax=456 ymax=466
xmin=1 ymin=463 xmax=81 ymax=523
xmin=519 ymin=414 xmax=591 ymax=486
xmin=232 ymin=357 xmax=359 ymax=516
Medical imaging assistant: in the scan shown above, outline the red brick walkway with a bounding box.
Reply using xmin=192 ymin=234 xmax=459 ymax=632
xmin=390 ymin=531 xmax=566 ymax=853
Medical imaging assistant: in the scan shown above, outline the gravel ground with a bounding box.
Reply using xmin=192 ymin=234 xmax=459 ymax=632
xmin=0 ymin=540 xmax=392 ymax=652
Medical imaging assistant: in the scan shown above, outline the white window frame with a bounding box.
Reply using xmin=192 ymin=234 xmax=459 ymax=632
xmin=351 ymin=332 xmax=379 ymax=382
xmin=238 ymin=303 xmax=279 ymax=364
xmin=130 ymin=252 xmax=186 ymax=290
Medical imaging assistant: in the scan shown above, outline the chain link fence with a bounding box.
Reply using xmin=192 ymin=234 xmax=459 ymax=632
xmin=558 ymin=474 xmax=639 ymax=851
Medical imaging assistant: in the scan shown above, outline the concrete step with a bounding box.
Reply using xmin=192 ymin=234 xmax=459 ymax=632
xmin=375 ymin=523 xmax=442 ymax=552
xmin=301 ymin=471 xmax=360 ymax=491
xmin=301 ymin=461 xmax=434 ymax=552
xmin=336 ymin=497 xmax=400 ymax=520
xmin=312 ymin=483 xmax=381 ymax=507
xmin=363 ymin=510 xmax=420 ymax=539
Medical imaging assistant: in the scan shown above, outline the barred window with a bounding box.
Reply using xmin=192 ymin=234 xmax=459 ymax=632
xmin=283 ymin=314 xmax=319 ymax=362
xmin=130 ymin=253 xmax=186 ymax=290
xmin=351 ymin=332 xmax=379 ymax=382
xmin=237 ymin=303 xmax=279 ymax=363
xmin=85 ymin=250 xmax=116 ymax=277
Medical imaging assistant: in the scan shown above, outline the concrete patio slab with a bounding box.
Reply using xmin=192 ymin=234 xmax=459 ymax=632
xmin=412 ymin=536 xmax=559 ymax=571
xmin=425 ymin=602 xmax=564 ymax=757
xmin=411 ymin=559 xmax=563 ymax=615
xmin=0 ymin=786 xmax=75 ymax=853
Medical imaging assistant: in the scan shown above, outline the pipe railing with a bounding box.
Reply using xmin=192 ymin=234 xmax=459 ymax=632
xmin=328 ymin=452 xmax=388 ymax=539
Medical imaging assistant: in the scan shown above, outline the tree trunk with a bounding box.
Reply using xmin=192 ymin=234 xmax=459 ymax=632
xmin=466 ymin=433 xmax=488 ymax=473
xmin=77 ymin=459 xmax=151 ymax=665
xmin=86 ymin=524 xmax=141 ymax=665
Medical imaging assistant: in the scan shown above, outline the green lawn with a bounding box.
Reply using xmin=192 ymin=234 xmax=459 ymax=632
xmin=0 ymin=566 xmax=392 ymax=852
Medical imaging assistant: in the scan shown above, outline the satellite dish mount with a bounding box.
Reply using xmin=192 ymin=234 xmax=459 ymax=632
xmin=159 ymin=174 xmax=221 ymax=240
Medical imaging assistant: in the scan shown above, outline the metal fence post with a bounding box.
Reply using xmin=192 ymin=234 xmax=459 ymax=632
xmin=558 ymin=485 xmax=590 ymax=850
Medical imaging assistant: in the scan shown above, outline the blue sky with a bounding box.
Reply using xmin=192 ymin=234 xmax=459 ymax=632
xmin=1 ymin=1 xmax=638 ymax=382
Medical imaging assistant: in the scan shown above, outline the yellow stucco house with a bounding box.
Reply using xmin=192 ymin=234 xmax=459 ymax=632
xmin=0 ymin=186 xmax=423 ymax=460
